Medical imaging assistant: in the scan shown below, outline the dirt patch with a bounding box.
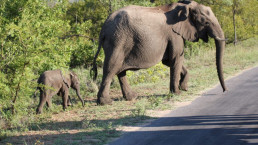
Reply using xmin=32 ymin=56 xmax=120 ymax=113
xmin=51 ymin=110 xmax=85 ymax=122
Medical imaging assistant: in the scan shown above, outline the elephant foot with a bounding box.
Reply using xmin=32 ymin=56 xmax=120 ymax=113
xmin=171 ymin=89 xmax=181 ymax=95
xmin=175 ymin=91 xmax=181 ymax=95
xmin=67 ymin=95 xmax=72 ymax=106
xmin=97 ymin=97 xmax=112 ymax=105
xmin=81 ymin=100 xmax=85 ymax=107
xmin=67 ymin=101 xmax=72 ymax=106
xmin=124 ymin=91 xmax=137 ymax=101
xmin=63 ymin=106 xmax=67 ymax=111
xmin=36 ymin=108 xmax=42 ymax=114
xmin=180 ymin=83 xmax=188 ymax=91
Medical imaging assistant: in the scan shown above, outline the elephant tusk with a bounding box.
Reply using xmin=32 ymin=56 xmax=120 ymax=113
xmin=215 ymin=36 xmax=228 ymax=41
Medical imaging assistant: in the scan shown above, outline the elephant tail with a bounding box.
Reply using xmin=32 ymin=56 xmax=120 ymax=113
xmin=91 ymin=31 xmax=104 ymax=81
xmin=33 ymin=88 xmax=38 ymax=98
xmin=33 ymin=85 xmax=41 ymax=98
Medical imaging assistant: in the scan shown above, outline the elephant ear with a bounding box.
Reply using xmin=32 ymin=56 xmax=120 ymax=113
xmin=60 ymin=70 xmax=70 ymax=88
xmin=70 ymin=72 xmax=77 ymax=82
xmin=70 ymin=72 xmax=76 ymax=80
xmin=171 ymin=5 xmax=198 ymax=42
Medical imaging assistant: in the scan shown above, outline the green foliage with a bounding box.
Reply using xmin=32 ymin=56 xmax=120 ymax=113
xmin=151 ymin=0 xmax=178 ymax=5
xmin=0 ymin=0 xmax=73 ymax=127
xmin=132 ymin=98 xmax=148 ymax=117
xmin=184 ymin=39 xmax=215 ymax=59
xmin=127 ymin=63 xmax=169 ymax=85
xmin=148 ymin=95 xmax=163 ymax=108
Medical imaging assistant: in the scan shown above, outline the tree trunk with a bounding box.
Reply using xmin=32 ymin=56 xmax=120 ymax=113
xmin=233 ymin=3 xmax=237 ymax=45
xmin=108 ymin=0 xmax=112 ymax=14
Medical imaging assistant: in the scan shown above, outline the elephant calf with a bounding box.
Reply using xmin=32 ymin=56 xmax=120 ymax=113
xmin=35 ymin=70 xmax=84 ymax=114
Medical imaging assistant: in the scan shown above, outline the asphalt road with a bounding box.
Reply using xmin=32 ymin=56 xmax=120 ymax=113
xmin=110 ymin=66 xmax=258 ymax=145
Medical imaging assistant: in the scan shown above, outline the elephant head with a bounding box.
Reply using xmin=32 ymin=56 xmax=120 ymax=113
xmin=69 ymin=72 xmax=85 ymax=107
xmin=168 ymin=1 xmax=227 ymax=92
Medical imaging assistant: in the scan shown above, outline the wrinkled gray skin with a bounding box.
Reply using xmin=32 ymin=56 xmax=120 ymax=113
xmin=36 ymin=70 xmax=84 ymax=114
xmin=92 ymin=1 xmax=227 ymax=105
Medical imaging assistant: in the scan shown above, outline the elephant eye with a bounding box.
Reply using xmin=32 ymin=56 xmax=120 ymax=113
xmin=205 ymin=22 xmax=209 ymax=26
xmin=191 ymin=9 xmax=197 ymax=15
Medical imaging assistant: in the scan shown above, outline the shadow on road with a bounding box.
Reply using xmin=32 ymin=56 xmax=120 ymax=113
xmin=111 ymin=114 xmax=258 ymax=145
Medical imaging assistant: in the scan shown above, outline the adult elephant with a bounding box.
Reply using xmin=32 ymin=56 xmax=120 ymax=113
xmin=92 ymin=0 xmax=227 ymax=105
xmin=35 ymin=70 xmax=84 ymax=114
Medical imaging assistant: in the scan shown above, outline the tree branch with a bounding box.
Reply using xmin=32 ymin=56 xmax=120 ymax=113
xmin=59 ymin=34 xmax=96 ymax=42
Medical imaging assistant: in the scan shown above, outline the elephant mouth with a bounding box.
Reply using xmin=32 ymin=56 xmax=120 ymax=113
xmin=197 ymin=29 xmax=209 ymax=42
xmin=201 ymin=33 xmax=209 ymax=42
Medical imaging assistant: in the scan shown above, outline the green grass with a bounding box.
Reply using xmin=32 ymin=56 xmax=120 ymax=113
xmin=1 ymin=37 xmax=258 ymax=145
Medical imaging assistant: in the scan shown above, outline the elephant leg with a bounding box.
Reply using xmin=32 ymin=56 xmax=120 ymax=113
xmin=46 ymin=97 xmax=52 ymax=109
xmin=58 ymin=90 xmax=71 ymax=106
xmin=67 ymin=95 xmax=72 ymax=106
xmin=62 ymin=91 xmax=69 ymax=110
xmin=36 ymin=90 xmax=47 ymax=114
xmin=170 ymin=56 xmax=183 ymax=94
xmin=117 ymin=71 xmax=137 ymax=101
xmin=180 ymin=65 xmax=189 ymax=91
xmin=97 ymin=49 xmax=123 ymax=105
xmin=97 ymin=70 xmax=116 ymax=105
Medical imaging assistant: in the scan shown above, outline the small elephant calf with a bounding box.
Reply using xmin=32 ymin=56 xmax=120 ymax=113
xmin=35 ymin=70 xmax=84 ymax=114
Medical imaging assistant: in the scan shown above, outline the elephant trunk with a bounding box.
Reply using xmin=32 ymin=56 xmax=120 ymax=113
xmin=215 ymin=39 xmax=227 ymax=92
xmin=76 ymin=88 xmax=85 ymax=107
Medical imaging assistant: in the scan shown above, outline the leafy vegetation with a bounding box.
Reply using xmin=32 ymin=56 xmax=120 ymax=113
xmin=0 ymin=0 xmax=258 ymax=144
